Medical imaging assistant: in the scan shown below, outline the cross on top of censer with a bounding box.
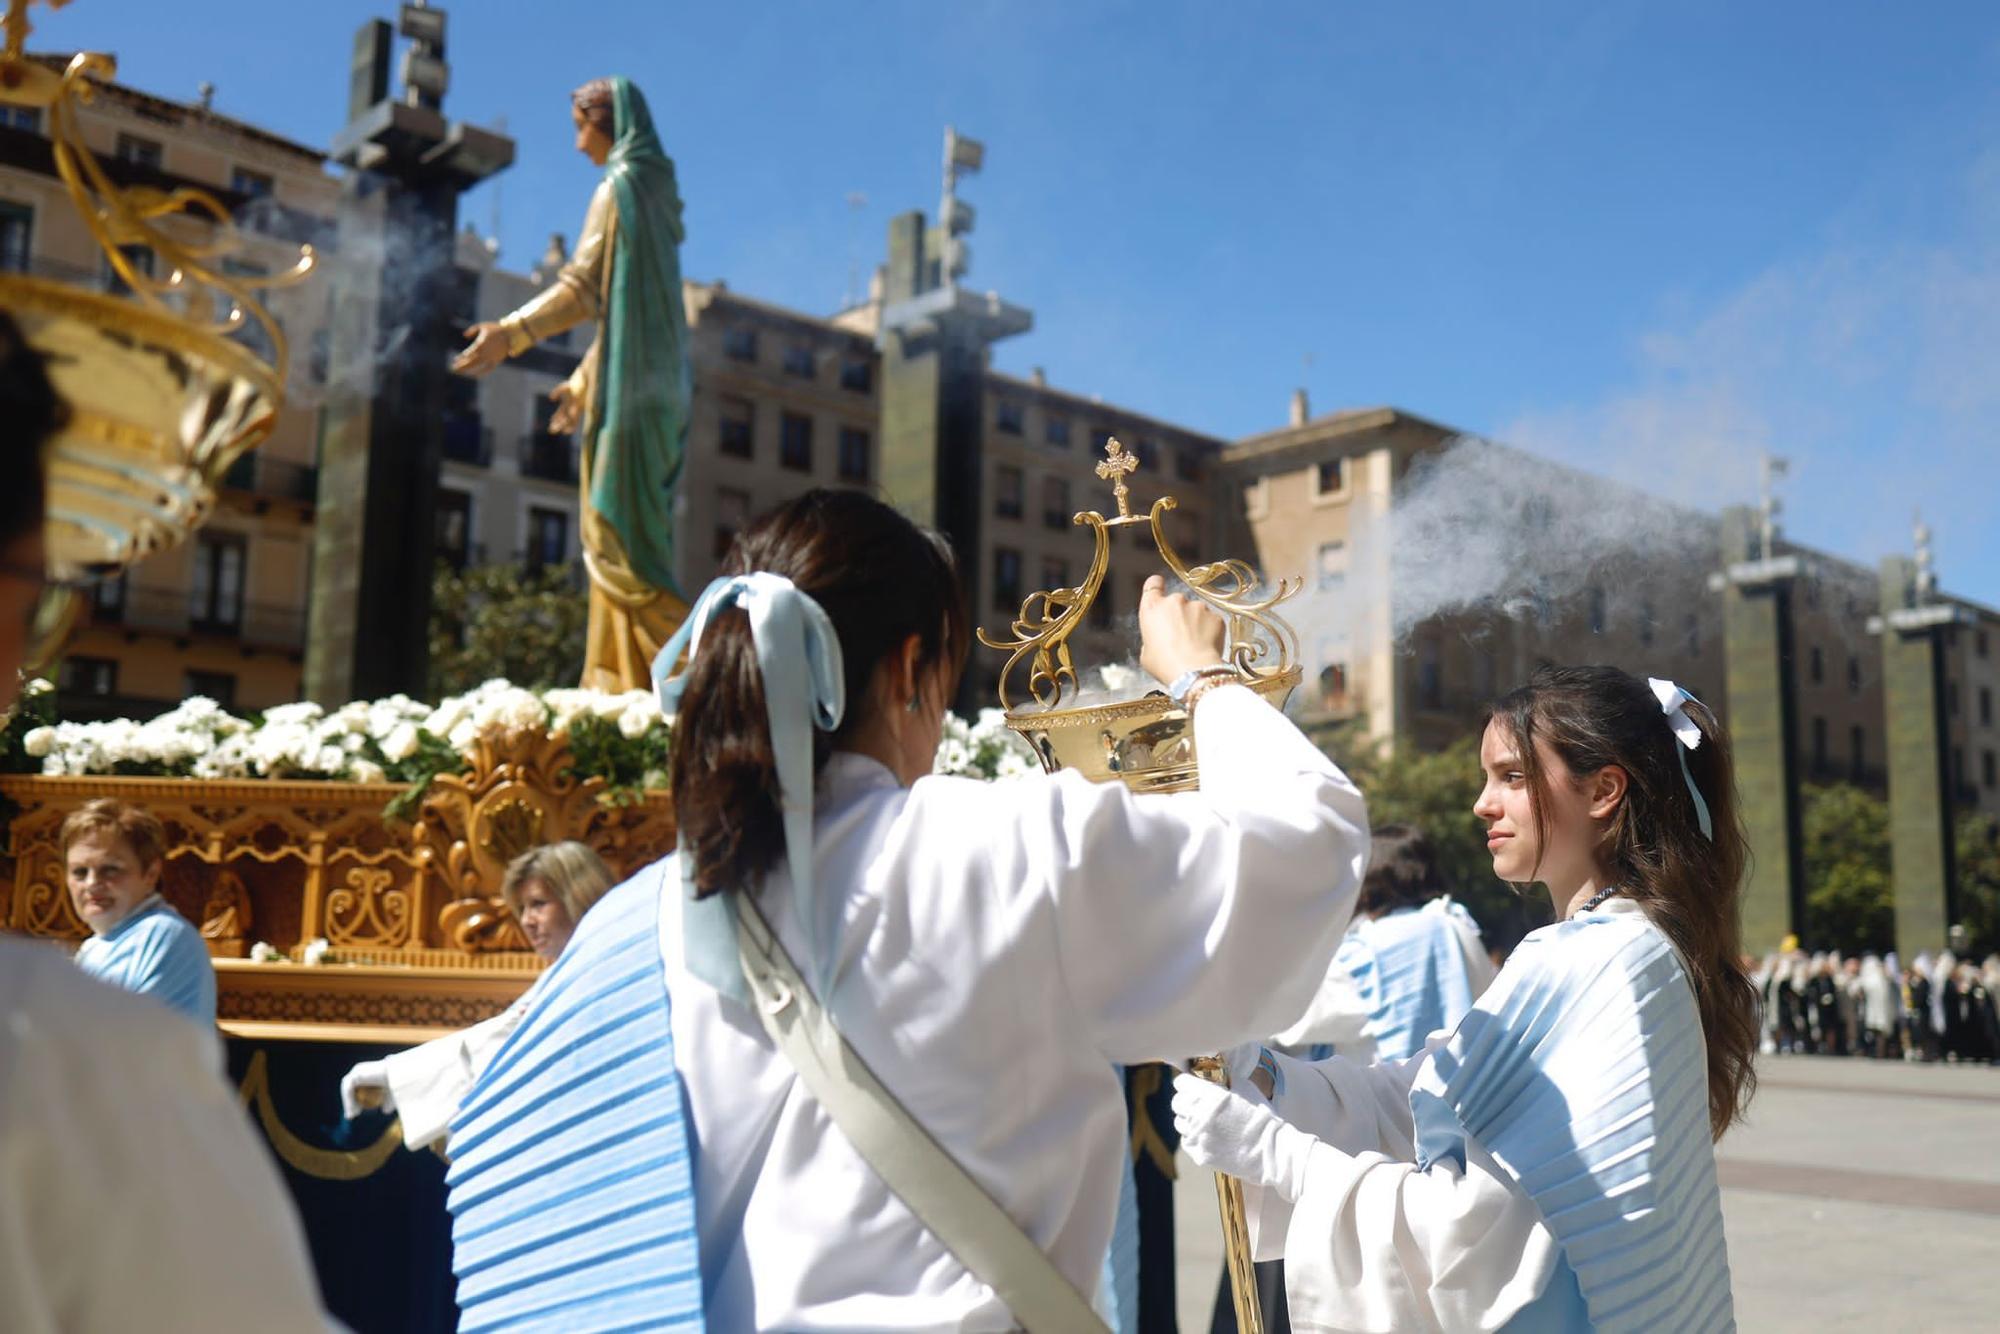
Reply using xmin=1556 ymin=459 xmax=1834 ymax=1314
xmin=1096 ymin=436 xmax=1140 ymax=520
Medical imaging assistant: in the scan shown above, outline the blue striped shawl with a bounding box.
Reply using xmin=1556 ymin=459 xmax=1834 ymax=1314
xmin=1409 ymin=911 xmax=1734 ymax=1333
xmin=445 ymin=867 xmax=703 ymax=1332
xmin=1336 ymin=901 xmax=1479 ymax=1061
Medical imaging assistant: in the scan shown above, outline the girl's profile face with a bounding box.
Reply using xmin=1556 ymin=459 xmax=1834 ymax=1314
xmin=1473 ymin=719 xmax=1607 ymax=892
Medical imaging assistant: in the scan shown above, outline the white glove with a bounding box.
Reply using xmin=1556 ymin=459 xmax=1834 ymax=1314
xmin=1172 ymin=1072 xmax=1321 ymax=1203
xmin=340 ymin=1059 xmax=395 ymax=1119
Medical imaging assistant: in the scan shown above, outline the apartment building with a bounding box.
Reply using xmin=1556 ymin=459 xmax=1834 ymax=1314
xmin=2 ymin=59 xmax=336 ymax=717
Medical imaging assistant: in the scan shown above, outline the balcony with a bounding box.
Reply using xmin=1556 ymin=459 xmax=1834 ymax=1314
xmin=519 ymin=434 xmax=578 ymax=484
xmin=442 ymin=417 xmax=493 ymax=467
xmin=221 ymin=453 xmax=319 ymax=504
xmin=104 ymin=584 xmax=307 ymax=651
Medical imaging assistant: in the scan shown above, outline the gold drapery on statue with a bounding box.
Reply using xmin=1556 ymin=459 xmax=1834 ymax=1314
xmin=498 ymin=182 xmax=688 ymax=692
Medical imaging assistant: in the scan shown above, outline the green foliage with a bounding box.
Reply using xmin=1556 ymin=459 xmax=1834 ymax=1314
xmin=380 ymin=727 xmax=475 ymax=823
xmin=1333 ymin=730 xmax=1548 ymax=952
xmin=566 ymin=712 xmax=675 ymax=802
xmin=1800 ymin=783 xmax=1894 ymax=953
xmin=429 ymin=561 xmax=589 ymax=699
xmin=1956 ymin=811 xmax=2000 ymax=957
xmin=0 ymin=681 xmax=57 ymax=776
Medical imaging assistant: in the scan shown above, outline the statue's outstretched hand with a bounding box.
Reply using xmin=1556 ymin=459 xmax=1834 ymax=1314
xmin=452 ymin=322 xmax=509 ymax=377
xmin=548 ymin=381 xmax=582 ymax=435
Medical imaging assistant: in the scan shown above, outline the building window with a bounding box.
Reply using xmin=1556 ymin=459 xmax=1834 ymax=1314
xmin=1812 ymin=716 xmax=1828 ymax=769
xmin=713 ymin=487 xmax=750 ymax=560
xmin=436 ymin=489 xmax=473 ymax=569
xmin=1316 ymin=541 xmax=1347 ymax=592
xmin=1041 ymin=556 xmax=1069 ymax=592
xmin=1809 ymin=646 xmax=1824 ymax=684
xmin=189 ymin=534 xmax=245 ymax=632
xmin=230 ymin=167 xmax=274 ymax=200
xmin=59 ymin=656 xmax=118 ymax=697
xmin=1851 ymin=726 xmax=1866 ymax=780
xmin=993 ymin=547 xmax=1022 ymax=612
xmin=1089 ymin=425 xmax=1115 ymax=455
xmin=115 ymin=133 xmax=163 ymax=169
xmin=1954 ymin=747 xmax=1966 ymax=791
xmin=1044 ymin=416 xmax=1071 ymax=448
xmin=1847 ymin=655 xmax=1861 ymax=694
xmin=1685 ymin=614 xmax=1701 ymax=657
xmin=837 ymin=427 xmax=870 ymax=484
xmin=723 ymin=326 xmax=757 ymax=362
xmin=995 ymin=400 xmax=1025 ymax=435
xmin=1948 ymin=681 xmax=1961 ymax=716
xmin=718 ymin=396 xmax=754 ymax=458
xmin=0 ymin=200 xmax=30 ymax=273
xmin=91 ymin=573 xmax=126 ymax=623
xmin=0 ymin=105 xmax=41 ymax=133
xmin=1313 ymin=458 xmax=1345 ymax=498
xmin=1089 ymin=577 xmax=1114 ymax=630
xmin=1176 ymin=448 xmax=1204 ymax=484
xmin=839 ymin=358 xmax=872 ymax=393
xmin=1318 ymin=661 xmax=1349 ymax=713
xmin=1984 ymin=750 xmax=1996 ymax=789
xmin=1243 ymin=477 xmax=1269 ymax=522
xmin=184 ymin=670 xmax=237 ymax=709
xmin=1638 ymin=600 xmax=1656 ymax=647
xmin=1587 ymin=587 xmax=1608 ymax=635
xmin=779 ymin=412 xmax=812 ymax=472
xmin=527 ymin=506 xmax=568 ymax=569
xmin=782 ymin=344 xmax=816 ymax=378
xmin=104 ymin=243 xmax=155 ymax=297
xmin=1416 ymin=638 xmax=1442 ymax=710
xmin=1981 ymin=687 xmax=1993 ymax=727
xmin=221 ymin=258 xmax=277 ymax=363
xmin=1041 ymin=476 xmax=1070 ymax=531
xmin=1134 ymin=438 xmax=1160 ymax=471
xmin=995 ymin=465 xmax=1023 ymax=519
xmin=1978 ymin=630 xmax=1990 ymax=659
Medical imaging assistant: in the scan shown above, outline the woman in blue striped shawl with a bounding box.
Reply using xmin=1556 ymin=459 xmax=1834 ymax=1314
xmin=1176 ymin=665 xmax=1760 ymax=1332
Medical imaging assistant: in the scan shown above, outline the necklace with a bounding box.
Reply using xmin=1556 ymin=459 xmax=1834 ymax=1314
xmin=1573 ymin=886 xmax=1621 ymax=917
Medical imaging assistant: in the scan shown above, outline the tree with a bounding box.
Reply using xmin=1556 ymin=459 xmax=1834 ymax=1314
xmin=1335 ymin=731 xmax=1551 ymax=955
xmin=428 ymin=562 xmax=589 ymax=699
xmin=1800 ymin=783 xmax=1894 ymax=954
xmin=1956 ymin=811 xmax=2000 ymax=958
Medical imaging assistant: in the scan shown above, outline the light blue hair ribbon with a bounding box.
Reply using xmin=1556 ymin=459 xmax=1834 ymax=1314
xmin=653 ymin=573 xmax=845 ymax=1005
xmin=1647 ymin=676 xmax=1715 ymax=842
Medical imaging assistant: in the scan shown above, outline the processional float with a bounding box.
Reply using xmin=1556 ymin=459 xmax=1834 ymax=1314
xmin=979 ymin=435 xmax=1303 ymax=1332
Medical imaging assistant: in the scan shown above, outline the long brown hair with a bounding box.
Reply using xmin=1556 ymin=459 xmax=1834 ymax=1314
xmin=1491 ymin=665 xmax=1757 ymax=1139
xmin=668 ymin=489 xmax=968 ymax=900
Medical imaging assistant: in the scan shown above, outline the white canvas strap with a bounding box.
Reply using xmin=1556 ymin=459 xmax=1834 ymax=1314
xmin=733 ymin=893 xmax=1108 ymax=1333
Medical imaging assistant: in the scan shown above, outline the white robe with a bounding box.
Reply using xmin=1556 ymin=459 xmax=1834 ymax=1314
xmin=381 ymin=1002 xmax=528 ymax=1151
xmin=0 ymin=938 xmax=338 ymax=1333
xmin=1246 ymin=898 xmax=1719 ymax=1332
xmin=663 ymin=682 xmax=1369 ymax=1330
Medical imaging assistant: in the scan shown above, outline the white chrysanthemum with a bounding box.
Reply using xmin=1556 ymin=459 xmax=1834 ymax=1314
xmin=21 ymin=677 xmax=52 ymax=698
xmin=301 ymin=937 xmax=332 ymax=966
xmin=349 ymin=758 xmax=387 ymax=784
xmin=263 ymin=701 xmax=324 ymax=728
xmin=381 ymin=721 xmax=421 ymax=762
xmin=21 ymin=726 xmax=54 ymax=758
xmin=589 ymin=691 xmax=630 ymax=721
xmin=617 ymin=705 xmax=653 ymax=740
xmin=447 ymin=719 xmax=477 ymax=751
xmin=314 ymin=744 xmax=348 ymax=775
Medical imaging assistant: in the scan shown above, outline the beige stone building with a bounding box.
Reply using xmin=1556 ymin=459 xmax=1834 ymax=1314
xmin=2 ymin=60 xmax=335 ymax=717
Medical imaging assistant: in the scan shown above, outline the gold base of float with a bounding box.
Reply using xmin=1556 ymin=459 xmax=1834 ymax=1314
xmin=1 ymin=727 xmax=675 ymax=1037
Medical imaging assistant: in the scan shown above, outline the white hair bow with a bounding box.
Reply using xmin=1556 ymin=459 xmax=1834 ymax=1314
xmin=1647 ymin=677 xmax=1714 ymax=841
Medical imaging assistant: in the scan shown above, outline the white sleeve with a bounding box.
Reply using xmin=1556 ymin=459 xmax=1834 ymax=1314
xmin=0 ymin=955 xmax=340 ymax=1333
xmin=383 ymin=1004 xmax=527 ymax=1151
xmin=1240 ymin=1038 xmax=1444 ymax=1258
xmin=1023 ymin=683 xmax=1371 ymax=1064
xmin=1268 ymin=952 xmax=1377 ymax=1058
xmin=1280 ymin=1137 xmax=1563 ymax=1332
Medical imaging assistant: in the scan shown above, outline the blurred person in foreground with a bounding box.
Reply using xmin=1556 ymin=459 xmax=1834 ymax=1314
xmin=64 ymin=797 xmax=215 ymax=1026
xmin=0 ymin=308 xmax=336 ymax=1329
xmin=338 ymin=841 xmax=615 ymax=1150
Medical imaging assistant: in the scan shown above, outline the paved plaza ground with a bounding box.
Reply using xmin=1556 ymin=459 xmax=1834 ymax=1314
xmin=1174 ymin=1054 xmax=2000 ymax=1331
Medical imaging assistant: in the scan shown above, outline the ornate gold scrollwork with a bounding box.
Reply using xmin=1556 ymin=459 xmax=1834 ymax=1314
xmin=326 ymin=866 xmax=411 ymax=949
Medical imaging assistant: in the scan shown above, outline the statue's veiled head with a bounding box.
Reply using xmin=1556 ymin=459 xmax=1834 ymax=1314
xmin=571 ymin=77 xmax=663 ymax=170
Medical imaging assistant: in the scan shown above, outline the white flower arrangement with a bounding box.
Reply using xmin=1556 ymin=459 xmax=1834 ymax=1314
xmin=248 ymin=941 xmax=288 ymax=964
xmin=301 ymin=937 xmax=333 ymax=967
xmin=932 ymin=708 xmax=1040 ymax=781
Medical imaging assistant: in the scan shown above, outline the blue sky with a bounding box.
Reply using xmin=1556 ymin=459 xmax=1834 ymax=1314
xmin=52 ymin=1 xmax=2000 ymax=603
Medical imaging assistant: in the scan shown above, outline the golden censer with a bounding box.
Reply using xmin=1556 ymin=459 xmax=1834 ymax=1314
xmin=0 ymin=0 xmax=313 ymax=671
xmin=978 ymin=435 xmax=1302 ymax=1333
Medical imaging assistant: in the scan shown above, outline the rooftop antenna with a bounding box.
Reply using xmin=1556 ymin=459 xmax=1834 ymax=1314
xmin=487 ymin=112 xmax=507 ymax=259
xmin=1913 ymin=510 xmax=1938 ymax=606
xmin=940 ymin=125 xmax=984 ymax=287
xmin=1757 ymin=452 xmax=1790 ymax=562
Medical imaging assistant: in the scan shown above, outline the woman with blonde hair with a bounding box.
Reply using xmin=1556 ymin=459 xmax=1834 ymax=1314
xmin=339 ymin=840 xmax=615 ymax=1150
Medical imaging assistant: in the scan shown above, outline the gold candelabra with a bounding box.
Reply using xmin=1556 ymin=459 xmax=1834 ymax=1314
xmin=0 ymin=0 xmax=314 ymax=670
xmin=978 ymin=436 xmax=1303 ymax=1330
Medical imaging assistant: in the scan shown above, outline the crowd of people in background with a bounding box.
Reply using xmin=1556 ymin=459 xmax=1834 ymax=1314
xmin=1753 ymin=945 xmax=2000 ymax=1064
